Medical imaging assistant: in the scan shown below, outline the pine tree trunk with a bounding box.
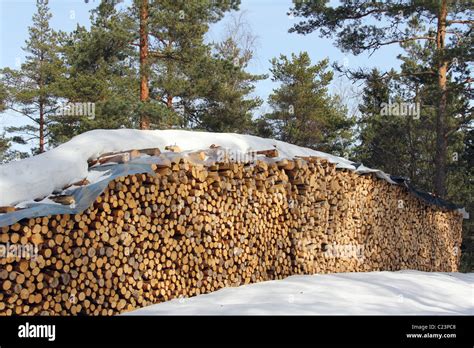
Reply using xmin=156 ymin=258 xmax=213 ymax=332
xmin=139 ymin=0 xmax=150 ymax=130
xmin=39 ymin=100 xmax=44 ymax=153
xmin=165 ymin=40 xmax=174 ymax=111
xmin=434 ymin=0 xmax=448 ymax=198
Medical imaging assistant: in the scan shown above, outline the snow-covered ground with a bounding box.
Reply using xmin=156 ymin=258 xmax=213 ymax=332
xmin=125 ymin=271 xmax=474 ymax=315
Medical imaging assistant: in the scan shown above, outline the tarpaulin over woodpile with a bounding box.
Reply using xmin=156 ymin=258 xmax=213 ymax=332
xmin=0 ymin=162 xmax=155 ymax=228
xmin=0 ymin=129 xmax=467 ymax=227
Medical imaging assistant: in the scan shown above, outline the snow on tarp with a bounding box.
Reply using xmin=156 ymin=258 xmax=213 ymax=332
xmin=124 ymin=270 xmax=474 ymax=315
xmin=0 ymin=129 xmax=394 ymax=207
xmin=0 ymin=163 xmax=155 ymax=227
xmin=0 ymin=129 xmax=466 ymax=227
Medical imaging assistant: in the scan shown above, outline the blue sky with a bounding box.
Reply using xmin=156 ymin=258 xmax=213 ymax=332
xmin=209 ymin=0 xmax=402 ymax=101
xmin=0 ymin=0 xmax=405 ymax=150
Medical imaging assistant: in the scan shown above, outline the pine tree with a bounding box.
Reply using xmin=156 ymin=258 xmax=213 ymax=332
xmin=0 ymin=81 xmax=6 ymax=112
xmin=48 ymin=2 xmax=140 ymax=145
xmin=127 ymin=0 xmax=241 ymax=129
xmin=55 ymin=0 xmax=242 ymax=136
xmin=355 ymin=68 xmax=429 ymax=183
xmin=48 ymin=1 xmax=177 ymax=145
xmin=0 ymin=0 xmax=63 ymax=153
xmin=146 ymin=0 xmax=242 ymax=128
xmin=357 ymin=70 xmax=397 ymax=170
xmin=0 ymin=128 xmax=9 ymax=162
xmin=353 ymin=25 xmax=473 ymax=270
xmin=183 ymin=13 xmax=266 ymax=133
xmin=0 ymin=80 xmax=28 ymax=162
xmin=290 ymin=0 xmax=473 ymax=197
xmin=0 ymin=83 xmax=11 ymax=161
xmin=454 ymin=128 xmax=474 ymax=271
xmin=265 ymin=52 xmax=353 ymax=153
xmin=138 ymin=0 xmax=150 ymax=129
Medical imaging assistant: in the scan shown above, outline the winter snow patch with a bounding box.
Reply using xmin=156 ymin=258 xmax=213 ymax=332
xmin=0 ymin=129 xmax=391 ymax=207
xmin=124 ymin=271 xmax=474 ymax=315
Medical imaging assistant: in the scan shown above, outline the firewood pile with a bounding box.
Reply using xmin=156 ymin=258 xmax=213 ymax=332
xmin=0 ymin=150 xmax=463 ymax=315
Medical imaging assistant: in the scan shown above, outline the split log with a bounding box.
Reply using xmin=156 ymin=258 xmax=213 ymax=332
xmin=0 ymin=206 xmax=16 ymax=214
xmin=49 ymin=195 xmax=75 ymax=206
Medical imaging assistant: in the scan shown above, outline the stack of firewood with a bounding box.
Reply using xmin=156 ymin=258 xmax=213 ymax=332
xmin=0 ymin=149 xmax=463 ymax=315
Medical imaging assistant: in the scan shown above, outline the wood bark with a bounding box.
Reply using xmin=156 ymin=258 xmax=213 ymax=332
xmin=139 ymin=0 xmax=150 ymax=130
xmin=434 ymin=0 xmax=448 ymax=197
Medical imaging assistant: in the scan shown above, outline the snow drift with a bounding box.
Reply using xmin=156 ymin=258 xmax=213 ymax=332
xmin=125 ymin=271 xmax=474 ymax=315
